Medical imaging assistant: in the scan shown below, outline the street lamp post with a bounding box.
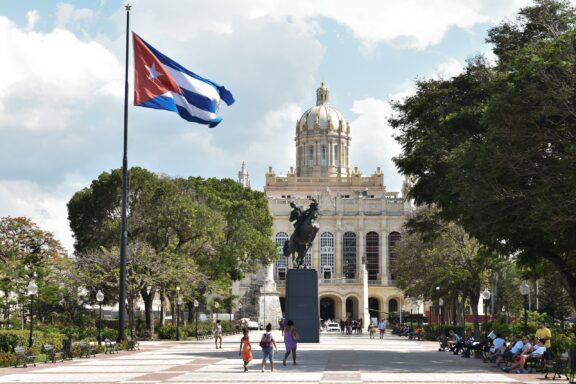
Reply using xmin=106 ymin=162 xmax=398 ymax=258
xmin=96 ymin=290 xmax=104 ymax=345
xmin=481 ymin=288 xmax=491 ymax=339
xmin=193 ymin=300 xmax=199 ymax=340
xmin=438 ymin=298 xmax=444 ymax=325
xmin=175 ymin=287 xmax=181 ymax=341
xmin=519 ymin=282 xmax=529 ymax=337
xmin=27 ymin=280 xmax=38 ymax=348
xmin=214 ymin=302 xmax=220 ymax=322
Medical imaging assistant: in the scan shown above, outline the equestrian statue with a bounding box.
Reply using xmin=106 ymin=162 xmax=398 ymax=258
xmin=283 ymin=198 xmax=320 ymax=269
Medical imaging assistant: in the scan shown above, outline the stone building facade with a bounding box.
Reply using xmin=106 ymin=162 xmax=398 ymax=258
xmin=262 ymin=83 xmax=412 ymax=325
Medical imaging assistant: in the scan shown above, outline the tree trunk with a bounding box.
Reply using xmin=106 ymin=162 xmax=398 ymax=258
xmin=544 ymin=251 xmax=576 ymax=308
xmin=140 ymin=287 xmax=155 ymax=338
xmin=159 ymin=286 xmax=165 ymax=326
xmin=170 ymin=296 xmax=176 ymax=326
xmin=187 ymin=302 xmax=193 ymax=323
xmin=469 ymin=292 xmax=481 ymax=338
xmin=128 ymin=294 xmax=135 ymax=337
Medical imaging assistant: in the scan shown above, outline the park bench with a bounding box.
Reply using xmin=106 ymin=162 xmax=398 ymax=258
xmin=127 ymin=337 xmax=140 ymax=351
xmin=79 ymin=340 xmax=97 ymax=358
xmin=14 ymin=346 xmax=36 ymax=368
xmin=543 ymin=351 xmax=569 ymax=380
xmin=43 ymin=344 xmax=64 ymax=363
xmin=104 ymin=338 xmax=119 ymax=354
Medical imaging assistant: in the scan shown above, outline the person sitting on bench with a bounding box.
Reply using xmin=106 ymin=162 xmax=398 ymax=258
xmin=447 ymin=330 xmax=461 ymax=352
xmin=495 ymin=335 xmax=524 ymax=366
xmin=502 ymin=339 xmax=546 ymax=374
xmin=487 ymin=333 xmax=506 ymax=361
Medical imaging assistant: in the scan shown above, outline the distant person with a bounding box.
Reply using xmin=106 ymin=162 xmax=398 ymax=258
xmin=214 ymin=320 xmax=223 ymax=349
xmin=239 ymin=328 xmax=253 ymax=372
xmin=283 ymin=320 xmax=299 ymax=366
xmin=447 ymin=330 xmax=461 ymax=351
xmin=535 ymin=322 xmax=552 ymax=348
xmin=279 ymin=318 xmax=285 ymax=336
xmin=260 ymin=323 xmax=278 ymax=372
xmin=368 ymin=320 xmax=375 ymax=339
xmin=378 ymin=319 xmax=386 ymax=339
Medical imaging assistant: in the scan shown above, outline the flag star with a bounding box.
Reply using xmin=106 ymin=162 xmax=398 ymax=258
xmin=145 ymin=62 xmax=162 ymax=81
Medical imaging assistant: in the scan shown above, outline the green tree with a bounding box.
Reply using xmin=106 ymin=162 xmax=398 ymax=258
xmin=68 ymin=168 xmax=276 ymax=337
xmin=0 ymin=216 xmax=68 ymax=325
xmin=539 ymin=270 xmax=573 ymax=327
xmin=390 ymin=0 xmax=576 ymax=306
xmin=392 ymin=208 xmax=495 ymax=336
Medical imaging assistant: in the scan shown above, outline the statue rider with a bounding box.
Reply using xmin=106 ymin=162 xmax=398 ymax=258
xmin=289 ymin=200 xmax=318 ymax=228
xmin=289 ymin=202 xmax=303 ymax=228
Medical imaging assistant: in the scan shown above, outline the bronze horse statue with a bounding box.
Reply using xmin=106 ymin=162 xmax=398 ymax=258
xmin=283 ymin=199 xmax=320 ymax=268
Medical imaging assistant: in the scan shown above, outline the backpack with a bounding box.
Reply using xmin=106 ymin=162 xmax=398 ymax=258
xmin=259 ymin=333 xmax=272 ymax=348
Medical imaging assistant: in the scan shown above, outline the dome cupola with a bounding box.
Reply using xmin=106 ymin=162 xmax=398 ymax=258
xmin=294 ymin=83 xmax=351 ymax=178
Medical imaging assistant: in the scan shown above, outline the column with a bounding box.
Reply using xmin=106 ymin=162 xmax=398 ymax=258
xmin=381 ymin=229 xmax=388 ymax=285
xmin=334 ymin=220 xmax=342 ymax=279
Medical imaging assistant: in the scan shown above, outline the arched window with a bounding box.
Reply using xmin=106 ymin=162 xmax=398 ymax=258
xmin=368 ymin=298 xmax=380 ymax=321
xmin=320 ymin=144 xmax=327 ymax=166
xmin=333 ymin=145 xmax=339 ymax=167
xmin=388 ymin=231 xmax=401 ymax=280
xmin=366 ymin=232 xmax=379 ymax=281
xmin=304 ymin=247 xmax=312 ymax=269
xmin=320 ymin=298 xmax=335 ymax=321
xmin=308 ymin=145 xmax=314 ymax=166
xmin=343 ymin=232 xmax=357 ymax=279
xmin=388 ymin=298 xmax=398 ymax=313
xmin=320 ymin=232 xmax=334 ymax=278
xmin=275 ymin=232 xmax=289 ymax=280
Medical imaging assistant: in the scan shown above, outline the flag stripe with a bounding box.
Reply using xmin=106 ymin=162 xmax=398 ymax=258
xmin=165 ymin=66 xmax=219 ymax=113
xmin=139 ymin=36 xmax=234 ymax=106
xmin=133 ymin=32 xmax=234 ymax=127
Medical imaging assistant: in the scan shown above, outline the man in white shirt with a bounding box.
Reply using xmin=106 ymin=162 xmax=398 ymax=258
xmin=496 ymin=335 xmax=524 ymax=366
xmin=491 ymin=334 xmax=506 ymax=353
xmin=503 ymin=340 xmax=546 ymax=374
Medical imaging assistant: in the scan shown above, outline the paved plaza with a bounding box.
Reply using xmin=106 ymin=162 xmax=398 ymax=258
xmin=0 ymin=332 xmax=554 ymax=384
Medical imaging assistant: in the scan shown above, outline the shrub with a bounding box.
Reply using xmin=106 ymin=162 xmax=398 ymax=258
xmin=157 ymin=326 xmax=176 ymax=340
xmin=0 ymin=351 xmax=17 ymax=367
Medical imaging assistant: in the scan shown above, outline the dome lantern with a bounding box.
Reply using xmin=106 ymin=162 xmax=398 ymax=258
xmin=316 ymin=82 xmax=329 ymax=106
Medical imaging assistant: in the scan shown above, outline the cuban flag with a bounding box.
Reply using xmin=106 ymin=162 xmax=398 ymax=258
xmin=133 ymin=32 xmax=235 ymax=127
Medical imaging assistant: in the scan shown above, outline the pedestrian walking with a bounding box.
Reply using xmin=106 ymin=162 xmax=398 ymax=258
xmin=378 ymin=319 xmax=386 ymax=339
xmin=214 ymin=320 xmax=223 ymax=349
xmin=368 ymin=320 xmax=375 ymax=339
xmin=239 ymin=328 xmax=253 ymax=372
xmin=259 ymin=323 xmax=278 ymax=372
xmin=283 ymin=320 xmax=299 ymax=366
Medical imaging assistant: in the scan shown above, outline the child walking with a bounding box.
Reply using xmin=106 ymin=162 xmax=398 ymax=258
xmin=260 ymin=323 xmax=278 ymax=372
xmin=239 ymin=328 xmax=253 ymax=372
xmin=283 ymin=320 xmax=299 ymax=365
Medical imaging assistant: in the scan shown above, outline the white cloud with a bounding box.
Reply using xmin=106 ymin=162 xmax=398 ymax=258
xmin=0 ymin=17 xmax=123 ymax=131
xmin=434 ymin=58 xmax=464 ymax=80
xmin=244 ymin=104 xmax=302 ymax=174
xmin=25 ymin=10 xmax=39 ymax=31
xmin=349 ymin=98 xmax=402 ymax=192
xmin=179 ymin=0 xmax=530 ymax=51
xmin=124 ymin=0 xmax=530 ymax=54
xmin=55 ymin=3 xmax=95 ymax=28
xmin=0 ymin=180 xmax=75 ymax=254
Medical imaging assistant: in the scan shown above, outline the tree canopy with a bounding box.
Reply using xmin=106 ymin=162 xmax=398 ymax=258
xmin=68 ymin=167 xmax=276 ymax=336
xmin=390 ymin=0 xmax=576 ymax=306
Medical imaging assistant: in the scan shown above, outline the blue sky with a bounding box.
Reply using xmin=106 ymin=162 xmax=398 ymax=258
xmin=0 ymin=0 xmax=551 ymax=253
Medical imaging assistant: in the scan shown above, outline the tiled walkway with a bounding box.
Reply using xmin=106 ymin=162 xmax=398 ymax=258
xmin=0 ymin=332 xmax=554 ymax=383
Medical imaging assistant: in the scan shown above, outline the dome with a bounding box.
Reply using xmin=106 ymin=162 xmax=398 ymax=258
xmin=297 ymin=83 xmax=349 ymax=132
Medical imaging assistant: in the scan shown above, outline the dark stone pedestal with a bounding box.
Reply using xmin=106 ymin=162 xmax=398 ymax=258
xmin=285 ymin=269 xmax=319 ymax=343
